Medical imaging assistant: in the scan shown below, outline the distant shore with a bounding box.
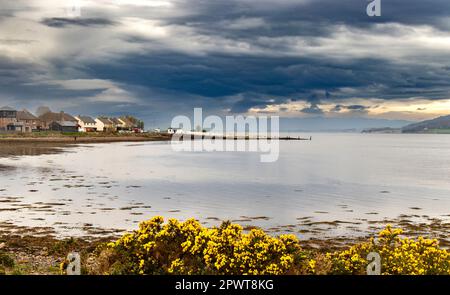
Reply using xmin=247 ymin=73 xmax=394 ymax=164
xmin=0 ymin=132 xmax=172 ymax=144
xmin=0 ymin=133 xmax=172 ymax=158
xmin=0 ymin=131 xmax=315 ymax=144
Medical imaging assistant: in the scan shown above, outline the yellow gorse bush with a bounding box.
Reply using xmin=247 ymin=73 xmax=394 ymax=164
xmin=104 ymin=218 xmax=449 ymax=275
xmin=107 ymin=216 xmax=306 ymax=275
xmin=327 ymin=225 xmax=450 ymax=275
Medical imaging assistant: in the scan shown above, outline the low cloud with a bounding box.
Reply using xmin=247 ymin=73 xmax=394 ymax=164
xmin=41 ymin=17 xmax=117 ymax=28
xmin=331 ymin=104 xmax=370 ymax=115
xmin=300 ymin=103 xmax=324 ymax=115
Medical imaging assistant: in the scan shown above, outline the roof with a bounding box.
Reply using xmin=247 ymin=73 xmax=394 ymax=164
xmin=77 ymin=116 xmax=96 ymax=124
xmin=7 ymin=122 xmax=23 ymax=126
xmin=52 ymin=121 xmax=78 ymax=127
xmin=0 ymin=106 xmax=16 ymax=111
xmin=109 ymin=118 xmax=122 ymax=125
xmin=39 ymin=112 xmax=77 ymax=122
xmin=96 ymin=117 xmax=113 ymax=125
xmin=17 ymin=109 xmax=38 ymax=120
xmin=35 ymin=106 xmax=51 ymax=117
xmin=118 ymin=117 xmax=133 ymax=127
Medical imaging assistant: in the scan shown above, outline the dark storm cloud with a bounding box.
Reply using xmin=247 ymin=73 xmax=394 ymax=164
xmin=300 ymin=103 xmax=324 ymax=115
xmin=331 ymin=104 xmax=370 ymax=114
xmin=229 ymin=94 xmax=277 ymax=113
xmin=41 ymin=17 xmax=116 ymax=28
xmin=82 ymin=52 xmax=450 ymax=113
xmin=168 ymin=0 xmax=450 ymax=39
xmin=2 ymin=0 xmax=450 ymax=125
xmin=0 ymin=57 xmax=41 ymax=91
xmin=347 ymin=105 xmax=369 ymax=110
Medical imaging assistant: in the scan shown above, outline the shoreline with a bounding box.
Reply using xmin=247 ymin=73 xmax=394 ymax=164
xmin=0 ymin=133 xmax=172 ymax=144
xmin=1 ymin=211 xmax=448 ymax=248
xmin=0 ymin=216 xmax=448 ymax=274
xmin=0 ymin=133 xmax=310 ymax=143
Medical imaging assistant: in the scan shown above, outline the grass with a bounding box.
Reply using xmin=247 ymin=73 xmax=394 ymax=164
xmin=424 ymin=128 xmax=450 ymax=134
xmin=1 ymin=131 xmax=114 ymax=138
xmin=0 ymin=251 xmax=15 ymax=268
xmin=0 ymin=251 xmax=15 ymax=275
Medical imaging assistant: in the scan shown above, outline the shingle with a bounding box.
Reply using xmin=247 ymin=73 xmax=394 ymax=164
xmin=17 ymin=109 xmax=38 ymax=120
xmin=110 ymin=118 xmax=122 ymax=124
xmin=78 ymin=116 xmax=96 ymax=124
xmin=39 ymin=112 xmax=77 ymax=122
xmin=97 ymin=117 xmax=112 ymax=124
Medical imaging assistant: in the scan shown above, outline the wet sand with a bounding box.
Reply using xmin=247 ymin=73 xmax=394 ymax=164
xmin=0 ymin=133 xmax=171 ymax=144
xmin=0 ymin=142 xmax=68 ymax=158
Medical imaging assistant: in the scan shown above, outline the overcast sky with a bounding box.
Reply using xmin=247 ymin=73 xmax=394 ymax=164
xmin=1 ymin=0 xmax=450 ymax=127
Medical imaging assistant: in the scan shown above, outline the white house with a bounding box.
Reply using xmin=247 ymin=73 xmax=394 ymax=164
xmin=110 ymin=117 xmax=126 ymax=130
xmin=75 ymin=116 xmax=97 ymax=132
xmin=95 ymin=117 xmax=115 ymax=132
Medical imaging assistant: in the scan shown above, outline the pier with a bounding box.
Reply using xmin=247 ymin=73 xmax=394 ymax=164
xmin=171 ymin=134 xmax=312 ymax=141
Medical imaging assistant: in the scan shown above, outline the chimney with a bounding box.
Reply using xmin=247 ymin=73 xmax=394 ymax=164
xmin=60 ymin=111 xmax=64 ymax=122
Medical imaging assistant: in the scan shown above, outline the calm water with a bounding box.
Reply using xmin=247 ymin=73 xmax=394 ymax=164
xmin=1 ymin=133 xmax=450 ymax=238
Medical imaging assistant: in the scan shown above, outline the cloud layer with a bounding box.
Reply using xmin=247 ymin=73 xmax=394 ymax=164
xmin=1 ymin=0 xmax=450 ymax=127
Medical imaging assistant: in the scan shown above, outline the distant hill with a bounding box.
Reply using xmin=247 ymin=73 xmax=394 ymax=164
xmin=362 ymin=127 xmax=401 ymax=134
xmin=279 ymin=117 xmax=412 ymax=132
xmin=402 ymin=115 xmax=450 ymax=133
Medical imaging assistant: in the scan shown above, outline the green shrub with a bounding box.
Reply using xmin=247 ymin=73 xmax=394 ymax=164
xmin=92 ymin=218 xmax=450 ymax=275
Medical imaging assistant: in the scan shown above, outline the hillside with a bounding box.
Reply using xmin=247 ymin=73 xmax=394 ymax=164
xmin=402 ymin=115 xmax=450 ymax=133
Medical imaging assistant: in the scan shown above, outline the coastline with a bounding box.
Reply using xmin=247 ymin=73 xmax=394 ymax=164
xmin=0 ymin=216 xmax=448 ymax=275
xmin=0 ymin=133 xmax=172 ymax=144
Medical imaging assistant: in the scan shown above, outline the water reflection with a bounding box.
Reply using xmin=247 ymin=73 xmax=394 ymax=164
xmin=0 ymin=134 xmax=449 ymax=241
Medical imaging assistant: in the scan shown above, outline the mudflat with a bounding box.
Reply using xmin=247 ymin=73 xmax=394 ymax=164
xmin=0 ymin=132 xmax=172 ymax=144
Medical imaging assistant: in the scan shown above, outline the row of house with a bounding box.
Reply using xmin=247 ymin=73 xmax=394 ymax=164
xmin=0 ymin=107 xmax=40 ymax=132
xmin=80 ymin=116 xmax=139 ymax=133
xmin=0 ymin=106 xmax=143 ymax=133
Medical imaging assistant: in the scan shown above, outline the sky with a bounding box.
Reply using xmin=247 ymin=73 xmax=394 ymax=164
xmin=1 ymin=0 xmax=450 ymax=129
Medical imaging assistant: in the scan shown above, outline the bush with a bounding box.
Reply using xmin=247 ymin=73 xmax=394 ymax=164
xmin=327 ymin=225 xmax=450 ymax=275
xmin=0 ymin=252 xmax=15 ymax=268
xmin=98 ymin=218 xmax=450 ymax=275
xmin=104 ymin=216 xmax=309 ymax=275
